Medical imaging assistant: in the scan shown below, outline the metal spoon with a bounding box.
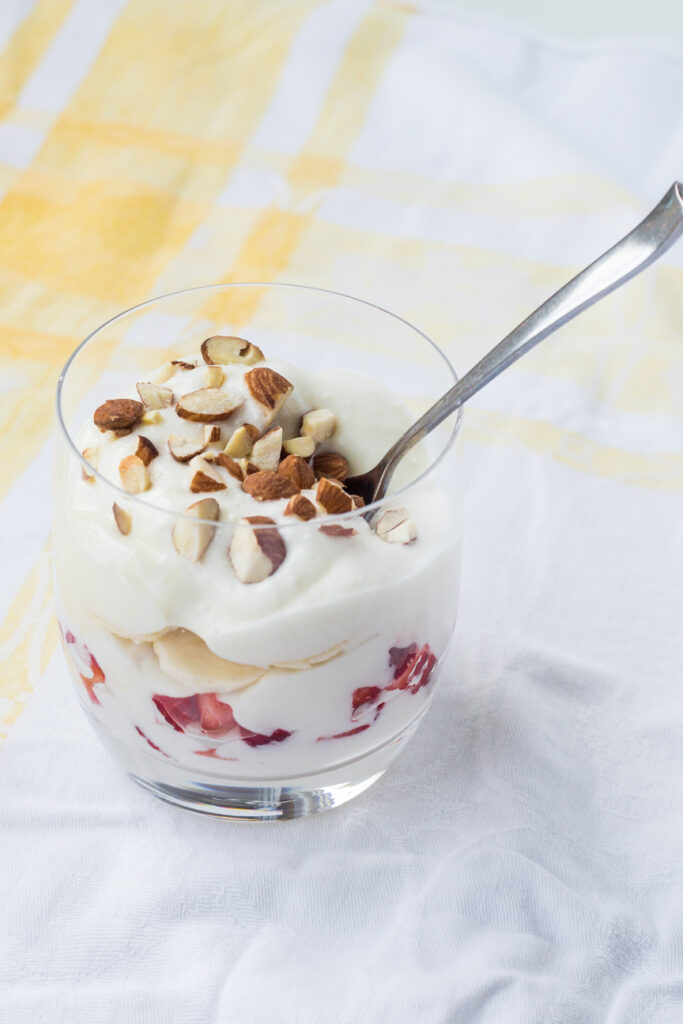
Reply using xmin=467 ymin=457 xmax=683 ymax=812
xmin=346 ymin=182 xmax=683 ymax=506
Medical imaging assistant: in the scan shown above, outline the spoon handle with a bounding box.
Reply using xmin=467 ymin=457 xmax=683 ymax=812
xmin=376 ymin=182 xmax=683 ymax=493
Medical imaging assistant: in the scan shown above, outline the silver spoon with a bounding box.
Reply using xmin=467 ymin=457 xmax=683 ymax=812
xmin=347 ymin=182 xmax=683 ymax=506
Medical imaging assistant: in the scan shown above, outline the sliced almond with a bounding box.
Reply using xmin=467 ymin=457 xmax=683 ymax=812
xmin=242 ymin=470 xmax=298 ymax=502
xmin=301 ymin=408 xmax=337 ymax=443
xmin=229 ymin=516 xmax=286 ymax=584
xmin=244 ymin=367 xmax=293 ymax=425
xmin=119 ymin=454 xmax=150 ymax=494
xmin=319 ymin=523 xmax=357 ymax=538
xmin=206 ymin=365 xmax=225 ymax=388
xmin=284 ymin=494 xmax=317 ymax=521
xmin=278 ymin=454 xmax=315 ymax=490
xmin=153 ymin=627 xmax=264 ymax=691
xmin=204 ymin=425 xmax=221 ymax=444
xmin=316 ymin=477 xmax=353 ymax=515
xmin=283 ymin=435 xmax=315 ymax=459
xmin=375 ymin=508 xmax=417 ymax=544
xmin=375 ymin=508 xmax=409 ymax=538
xmin=168 ymin=435 xmax=208 ymax=463
xmin=141 ymin=409 xmax=164 ymax=426
xmin=94 ymin=398 xmax=143 ymax=432
xmin=189 ymin=457 xmax=227 ymax=493
xmin=112 ymin=502 xmax=132 ymax=535
xmin=225 ymin=422 xmax=259 ymax=458
xmin=135 ymin=435 xmax=159 ymax=466
xmin=81 ymin=446 xmax=99 ymax=482
xmin=171 ymin=359 xmax=197 ymax=370
xmin=171 ymin=497 xmax=219 ymax=562
xmin=313 ymin=452 xmax=349 ymax=483
xmin=136 ymin=381 xmax=174 ymax=409
xmin=212 ymin=452 xmax=243 ymax=481
xmin=250 ymin=427 xmax=282 ymax=472
xmin=201 ymin=335 xmax=264 ymax=366
xmin=176 ymin=387 xmax=243 ymax=423
xmin=150 ymin=362 xmax=176 ymax=384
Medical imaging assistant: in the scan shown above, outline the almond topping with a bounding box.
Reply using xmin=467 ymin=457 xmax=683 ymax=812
xmin=316 ymin=477 xmax=353 ymax=515
xmin=225 ymin=423 xmax=259 ymax=458
xmin=319 ymin=523 xmax=357 ymax=538
xmin=242 ymin=470 xmax=298 ymax=502
xmin=136 ymin=381 xmax=174 ymax=409
xmin=350 ymin=494 xmax=366 ymax=509
xmin=189 ymin=457 xmax=227 ymax=493
xmin=150 ymin=362 xmax=176 ymax=384
xmin=284 ymin=494 xmax=317 ymax=521
xmin=205 ymin=365 xmax=225 ymax=388
xmin=313 ymin=452 xmax=349 ymax=483
xmin=204 ymin=425 xmax=221 ymax=444
xmin=283 ymin=435 xmax=315 ymax=459
xmin=135 ymin=435 xmax=159 ymax=466
xmin=375 ymin=508 xmax=417 ymax=545
xmin=171 ymin=498 xmax=219 ymax=562
xmin=168 ymin=435 xmax=208 ymax=463
xmin=229 ymin=516 xmax=286 ymax=583
xmin=278 ymin=454 xmax=315 ymax=490
xmin=240 ymin=459 xmax=260 ymax=477
xmin=176 ymin=387 xmax=243 ymax=423
xmin=112 ymin=502 xmax=132 ymax=535
xmin=94 ymin=399 xmax=143 ymax=432
xmin=141 ymin=409 xmax=163 ymax=426
xmin=81 ymin=446 xmax=99 ymax=482
xmin=201 ymin=335 xmax=264 ymax=366
xmin=244 ymin=367 xmax=293 ymax=425
xmin=171 ymin=359 xmax=197 ymax=370
xmin=119 ymin=454 xmax=150 ymax=494
xmin=212 ymin=452 xmax=244 ymax=481
xmin=250 ymin=427 xmax=283 ymax=472
xmin=301 ymin=408 xmax=337 ymax=443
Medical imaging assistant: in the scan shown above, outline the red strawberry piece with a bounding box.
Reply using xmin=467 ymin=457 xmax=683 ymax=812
xmin=195 ymin=747 xmax=238 ymax=761
xmin=408 ymin=647 xmax=437 ymax=693
xmin=197 ymin=692 xmax=238 ymax=735
xmin=317 ymin=723 xmax=370 ymax=741
xmin=351 ymin=685 xmax=382 ymax=719
xmin=135 ymin=725 xmax=165 ymax=754
xmin=386 ymin=644 xmax=419 ymax=690
xmin=64 ymin=630 xmax=76 ymax=645
xmin=152 ymin=694 xmax=200 ymax=732
xmin=241 ymin=727 xmax=291 ymax=747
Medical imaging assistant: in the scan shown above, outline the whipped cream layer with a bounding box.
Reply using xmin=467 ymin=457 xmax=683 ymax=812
xmin=60 ymin=358 xmax=457 ymax=670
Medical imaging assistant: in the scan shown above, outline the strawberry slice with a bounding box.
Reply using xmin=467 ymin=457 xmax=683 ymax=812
xmin=408 ymin=647 xmax=437 ymax=693
xmin=317 ymin=723 xmax=370 ymax=741
xmin=241 ymin=727 xmax=291 ymax=747
xmin=197 ymin=692 xmax=238 ymax=735
xmin=351 ymin=685 xmax=382 ymax=719
xmin=152 ymin=694 xmax=200 ymax=732
xmin=135 ymin=725 xmax=165 ymax=754
xmin=386 ymin=643 xmax=419 ymax=690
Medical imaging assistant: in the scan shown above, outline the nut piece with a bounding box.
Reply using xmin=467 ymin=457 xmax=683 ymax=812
xmin=94 ymin=398 xmax=143 ymax=432
xmin=212 ymin=452 xmax=244 ymax=481
xmin=283 ymin=435 xmax=315 ymax=459
xmin=375 ymin=508 xmax=417 ymax=545
xmin=301 ymin=408 xmax=337 ymax=443
xmin=319 ymin=523 xmax=357 ymax=538
xmin=225 ymin=423 xmax=259 ymax=458
xmin=313 ymin=452 xmax=349 ymax=483
xmin=206 ymin=365 xmax=225 ymax=388
xmin=229 ymin=516 xmax=286 ymax=583
xmin=284 ymin=494 xmax=317 ymax=521
xmin=242 ymin=470 xmax=298 ymax=502
xmin=239 ymin=458 xmax=260 ymax=477
xmin=81 ymin=445 xmax=99 ymax=482
xmin=176 ymin=387 xmax=243 ymax=423
xmin=278 ymin=454 xmax=315 ymax=490
xmin=350 ymin=494 xmax=365 ymax=509
xmin=250 ymin=427 xmax=282 ymax=472
xmin=201 ymin=335 xmax=264 ymax=366
xmin=135 ymin=435 xmax=159 ymax=466
xmin=112 ymin=502 xmax=132 ymax=535
xmin=141 ymin=409 xmax=163 ymax=426
xmin=150 ymin=362 xmax=176 ymax=384
xmin=171 ymin=359 xmax=197 ymax=370
xmin=204 ymin=425 xmax=221 ymax=444
xmin=171 ymin=497 xmax=219 ymax=562
xmin=316 ymin=477 xmax=353 ymax=515
xmin=136 ymin=382 xmax=174 ymax=409
xmin=189 ymin=457 xmax=227 ymax=493
xmin=244 ymin=367 xmax=293 ymax=425
xmin=153 ymin=628 xmax=264 ymax=690
xmin=168 ymin=435 xmax=208 ymax=463
xmin=119 ymin=454 xmax=150 ymax=494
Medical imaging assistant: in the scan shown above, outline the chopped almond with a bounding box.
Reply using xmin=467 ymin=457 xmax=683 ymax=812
xmin=375 ymin=508 xmax=417 ymax=545
xmin=284 ymin=494 xmax=317 ymax=521
xmin=141 ymin=409 xmax=164 ymax=426
xmin=81 ymin=446 xmax=99 ymax=482
xmin=313 ymin=452 xmax=349 ymax=483
xmin=212 ymin=452 xmax=244 ymax=481
xmin=171 ymin=359 xmax=197 ymax=370
xmin=283 ymin=435 xmax=315 ymax=459
xmin=244 ymin=367 xmax=293 ymax=426
xmin=119 ymin=454 xmax=150 ymax=494
xmin=301 ymin=408 xmax=336 ymax=443
xmin=204 ymin=425 xmax=221 ymax=444
xmin=225 ymin=422 xmax=259 ymax=458
xmin=189 ymin=457 xmax=227 ymax=493
xmin=316 ymin=477 xmax=353 ymax=515
xmin=171 ymin=498 xmax=219 ymax=562
xmin=150 ymin=362 xmax=176 ymax=384
xmin=135 ymin=435 xmax=159 ymax=466
xmin=229 ymin=516 xmax=286 ymax=583
xmin=206 ymin=365 xmax=225 ymax=388
xmin=176 ymin=387 xmax=243 ymax=423
xmin=136 ymin=382 xmax=174 ymax=409
xmin=94 ymin=399 xmax=143 ymax=432
xmin=242 ymin=470 xmax=298 ymax=502
xmin=112 ymin=502 xmax=132 ymax=535
xmin=319 ymin=524 xmax=357 ymax=538
xmin=201 ymin=335 xmax=264 ymax=366
xmin=278 ymin=455 xmax=315 ymax=490
xmin=168 ymin=435 xmax=208 ymax=463
xmin=250 ymin=427 xmax=282 ymax=472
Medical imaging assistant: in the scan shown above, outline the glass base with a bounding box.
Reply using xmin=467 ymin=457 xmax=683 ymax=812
xmin=89 ymin=707 xmax=428 ymax=821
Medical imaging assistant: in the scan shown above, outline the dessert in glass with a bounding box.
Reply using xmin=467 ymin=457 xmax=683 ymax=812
xmin=54 ymin=284 xmax=461 ymax=820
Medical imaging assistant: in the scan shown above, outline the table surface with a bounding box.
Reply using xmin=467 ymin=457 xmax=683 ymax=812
xmin=444 ymin=0 xmax=683 ymax=39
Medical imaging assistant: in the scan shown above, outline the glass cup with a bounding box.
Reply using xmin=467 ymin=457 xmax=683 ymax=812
xmin=54 ymin=284 xmax=462 ymax=820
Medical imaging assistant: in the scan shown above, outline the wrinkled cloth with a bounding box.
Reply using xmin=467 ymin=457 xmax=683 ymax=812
xmin=1 ymin=1 xmax=682 ymax=1021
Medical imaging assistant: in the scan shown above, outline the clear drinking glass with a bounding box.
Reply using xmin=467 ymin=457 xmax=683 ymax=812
xmin=54 ymin=284 xmax=462 ymax=820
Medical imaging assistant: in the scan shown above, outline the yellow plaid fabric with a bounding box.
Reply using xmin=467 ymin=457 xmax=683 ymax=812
xmin=0 ymin=0 xmax=681 ymax=745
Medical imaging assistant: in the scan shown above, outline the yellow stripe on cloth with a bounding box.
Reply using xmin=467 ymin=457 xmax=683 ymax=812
xmin=0 ymin=0 xmax=75 ymax=118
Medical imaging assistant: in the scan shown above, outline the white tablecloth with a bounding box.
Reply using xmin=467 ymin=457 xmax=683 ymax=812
xmin=1 ymin=1 xmax=682 ymax=1021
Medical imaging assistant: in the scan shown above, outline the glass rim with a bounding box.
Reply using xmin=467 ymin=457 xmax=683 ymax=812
xmin=55 ymin=282 xmax=462 ymax=528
